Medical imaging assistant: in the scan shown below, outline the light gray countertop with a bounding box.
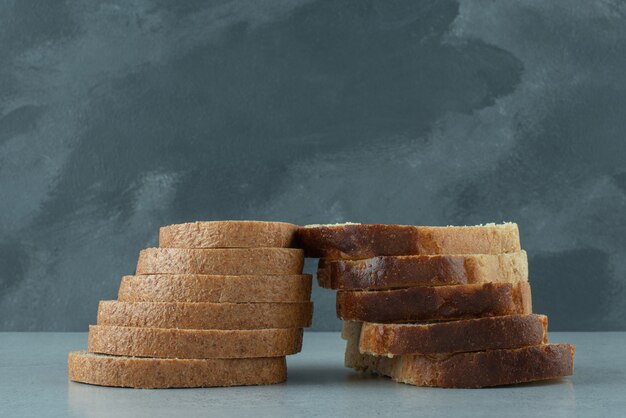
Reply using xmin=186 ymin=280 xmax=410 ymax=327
xmin=0 ymin=332 xmax=623 ymax=418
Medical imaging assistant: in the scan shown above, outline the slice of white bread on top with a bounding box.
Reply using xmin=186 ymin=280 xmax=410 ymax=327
xmin=297 ymin=222 xmax=520 ymax=259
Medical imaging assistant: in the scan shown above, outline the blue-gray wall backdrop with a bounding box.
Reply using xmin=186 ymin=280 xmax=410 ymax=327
xmin=1 ymin=0 xmax=625 ymax=331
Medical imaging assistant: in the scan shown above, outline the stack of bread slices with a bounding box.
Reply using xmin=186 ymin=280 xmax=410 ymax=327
xmin=69 ymin=221 xmax=312 ymax=388
xmin=297 ymin=222 xmax=574 ymax=388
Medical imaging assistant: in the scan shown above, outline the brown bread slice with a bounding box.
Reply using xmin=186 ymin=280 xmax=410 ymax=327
xmin=136 ymin=247 xmax=304 ymax=275
xmin=88 ymin=325 xmax=303 ymax=359
xmin=359 ymin=314 xmax=547 ymax=356
xmin=297 ymin=222 xmax=520 ymax=259
xmin=159 ymin=220 xmax=297 ymax=249
xmin=97 ymin=301 xmax=313 ymax=329
xmin=118 ymin=274 xmax=312 ymax=303
xmin=318 ymin=251 xmax=528 ymax=290
xmin=337 ymin=282 xmax=532 ymax=323
xmin=343 ymin=322 xmax=574 ymax=388
xmin=68 ymin=351 xmax=286 ymax=388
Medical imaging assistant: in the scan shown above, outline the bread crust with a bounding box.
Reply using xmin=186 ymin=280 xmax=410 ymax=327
xmin=118 ymin=274 xmax=312 ymax=303
xmin=359 ymin=314 xmax=547 ymax=355
xmin=160 ymin=221 xmax=297 ymax=249
xmin=88 ymin=326 xmax=303 ymax=359
xmin=336 ymin=282 xmax=532 ymax=322
xmin=136 ymin=247 xmax=304 ymax=275
xmin=344 ymin=322 xmax=574 ymax=388
xmin=318 ymin=251 xmax=528 ymax=290
xmin=68 ymin=351 xmax=287 ymax=388
xmin=97 ymin=301 xmax=313 ymax=329
xmin=297 ymin=223 xmax=520 ymax=259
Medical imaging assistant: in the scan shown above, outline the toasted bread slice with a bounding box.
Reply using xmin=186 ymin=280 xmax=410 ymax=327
xmin=336 ymin=282 xmax=532 ymax=323
xmin=118 ymin=274 xmax=312 ymax=303
xmin=318 ymin=251 xmax=527 ymax=290
xmin=343 ymin=321 xmax=574 ymax=388
xmin=136 ymin=247 xmax=304 ymax=275
xmin=68 ymin=351 xmax=286 ymax=388
xmin=359 ymin=314 xmax=547 ymax=356
xmin=97 ymin=301 xmax=312 ymax=329
xmin=88 ymin=325 xmax=303 ymax=359
xmin=159 ymin=220 xmax=297 ymax=249
xmin=297 ymin=222 xmax=520 ymax=259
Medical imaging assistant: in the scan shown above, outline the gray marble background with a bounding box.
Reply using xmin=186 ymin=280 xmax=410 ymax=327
xmin=1 ymin=0 xmax=625 ymax=331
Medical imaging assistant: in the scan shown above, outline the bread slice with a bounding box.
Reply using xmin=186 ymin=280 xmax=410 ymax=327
xmin=359 ymin=314 xmax=547 ymax=356
xmin=136 ymin=247 xmax=304 ymax=275
xmin=88 ymin=325 xmax=303 ymax=359
xmin=318 ymin=251 xmax=527 ymax=290
xmin=336 ymin=282 xmax=532 ymax=322
xmin=118 ymin=274 xmax=312 ymax=303
xmin=297 ymin=222 xmax=520 ymax=259
xmin=68 ymin=351 xmax=286 ymax=388
xmin=159 ymin=221 xmax=297 ymax=249
xmin=97 ymin=301 xmax=313 ymax=329
xmin=343 ymin=322 xmax=574 ymax=388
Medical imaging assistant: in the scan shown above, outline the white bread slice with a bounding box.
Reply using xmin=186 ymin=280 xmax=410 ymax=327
xmin=343 ymin=321 xmax=574 ymax=388
xmin=318 ymin=251 xmax=527 ymax=290
xmin=297 ymin=222 xmax=520 ymax=258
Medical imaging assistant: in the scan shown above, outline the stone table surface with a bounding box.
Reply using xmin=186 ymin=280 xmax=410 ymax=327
xmin=0 ymin=332 xmax=623 ymax=418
